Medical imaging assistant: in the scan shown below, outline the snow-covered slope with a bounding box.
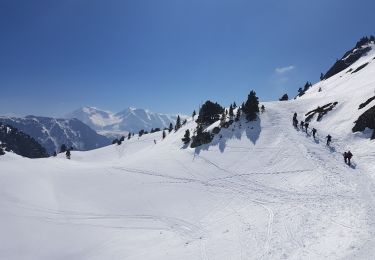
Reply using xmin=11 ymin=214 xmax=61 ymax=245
xmin=2 ymin=94 xmax=375 ymax=259
xmin=2 ymin=39 xmax=375 ymax=259
xmin=295 ymin=41 xmax=375 ymax=147
xmin=67 ymin=106 xmax=183 ymax=136
xmin=0 ymin=115 xmax=110 ymax=155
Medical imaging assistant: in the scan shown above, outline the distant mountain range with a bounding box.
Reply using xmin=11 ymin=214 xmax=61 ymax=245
xmin=0 ymin=116 xmax=110 ymax=155
xmin=66 ymin=106 xmax=184 ymax=136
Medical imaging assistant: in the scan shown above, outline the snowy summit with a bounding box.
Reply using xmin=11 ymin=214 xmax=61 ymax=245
xmin=66 ymin=106 xmax=184 ymax=137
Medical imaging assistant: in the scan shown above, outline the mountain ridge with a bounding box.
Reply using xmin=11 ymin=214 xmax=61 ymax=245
xmin=0 ymin=115 xmax=110 ymax=155
xmin=66 ymin=106 xmax=186 ymax=135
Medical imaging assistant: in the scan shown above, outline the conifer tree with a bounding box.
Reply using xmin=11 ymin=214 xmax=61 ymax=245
xmin=192 ymin=110 xmax=196 ymax=119
xmin=220 ymin=111 xmax=226 ymax=126
xmin=235 ymin=107 xmax=241 ymax=121
xmin=233 ymin=102 xmax=237 ymax=108
xmin=162 ymin=130 xmax=166 ymax=139
xmin=175 ymin=115 xmax=181 ymax=131
xmin=196 ymin=124 xmax=203 ymax=136
xmin=128 ymin=132 xmax=131 ymax=139
xmin=242 ymin=90 xmax=259 ymax=121
xmin=229 ymin=104 xmax=234 ymax=118
xmin=168 ymin=123 xmax=173 ymax=133
xmin=196 ymin=100 xmax=224 ymax=125
xmin=182 ymin=129 xmax=191 ymax=144
xmin=279 ymin=93 xmax=288 ymax=101
xmin=303 ymin=81 xmax=312 ymax=92
xmin=60 ymin=144 xmax=67 ymax=153
xmin=0 ymin=147 xmax=4 ymax=156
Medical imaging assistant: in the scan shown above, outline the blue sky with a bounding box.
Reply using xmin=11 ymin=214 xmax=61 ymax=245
xmin=0 ymin=0 xmax=374 ymax=117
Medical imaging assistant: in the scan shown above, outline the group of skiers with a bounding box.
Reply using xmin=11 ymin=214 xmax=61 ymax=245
xmin=293 ymin=112 xmax=351 ymax=165
xmin=293 ymin=113 xmax=332 ymax=145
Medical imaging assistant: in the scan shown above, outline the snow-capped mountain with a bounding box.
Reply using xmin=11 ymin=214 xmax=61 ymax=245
xmin=66 ymin=107 xmax=121 ymax=130
xmin=0 ymin=115 xmax=110 ymax=155
xmin=66 ymin=106 xmax=183 ymax=135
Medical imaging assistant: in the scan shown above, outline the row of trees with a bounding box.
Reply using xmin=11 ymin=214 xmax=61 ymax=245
xmin=188 ymin=91 xmax=260 ymax=147
xmin=110 ymin=115 xmax=185 ymax=145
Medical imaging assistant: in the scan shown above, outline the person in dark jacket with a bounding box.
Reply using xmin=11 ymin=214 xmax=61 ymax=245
xmin=346 ymin=151 xmax=353 ymax=166
xmin=343 ymin=152 xmax=348 ymax=164
xmin=326 ymin=134 xmax=332 ymax=146
xmin=66 ymin=150 xmax=71 ymax=159
xmin=312 ymin=128 xmax=317 ymax=139
xmin=304 ymin=122 xmax=309 ymax=133
xmin=300 ymin=121 xmax=304 ymax=130
xmin=293 ymin=113 xmax=298 ymax=127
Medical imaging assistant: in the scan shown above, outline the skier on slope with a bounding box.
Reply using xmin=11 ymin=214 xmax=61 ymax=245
xmin=343 ymin=151 xmax=348 ymax=164
xmin=293 ymin=113 xmax=298 ymax=127
xmin=65 ymin=149 xmax=71 ymax=160
xmin=326 ymin=134 xmax=332 ymax=146
xmin=304 ymin=122 xmax=309 ymax=133
xmin=312 ymin=128 xmax=317 ymax=139
xmin=346 ymin=151 xmax=353 ymax=166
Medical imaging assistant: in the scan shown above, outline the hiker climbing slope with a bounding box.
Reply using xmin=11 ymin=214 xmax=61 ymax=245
xmin=346 ymin=151 xmax=353 ymax=166
xmin=293 ymin=113 xmax=298 ymax=127
xmin=304 ymin=122 xmax=309 ymax=133
xmin=343 ymin=152 xmax=348 ymax=164
xmin=312 ymin=128 xmax=317 ymax=139
xmin=300 ymin=121 xmax=304 ymax=130
xmin=326 ymin=134 xmax=332 ymax=146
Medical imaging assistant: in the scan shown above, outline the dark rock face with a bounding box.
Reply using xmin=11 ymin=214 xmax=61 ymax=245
xmin=305 ymin=102 xmax=338 ymax=122
xmin=358 ymin=96 xmax=375 ymax=110
xmin=0 ymin=116 xmax=110 ymax=155
xmin=0 ymin=123 xmax=48 ymax=158
xmin=352 ymin=105 xmax=375 ymax=139
xmin=323 ymin=47 xmax=371 ymax=79
xmin=322 ymin=36 xmax=374 ymax=80
xmin=352 ymin=62 xmax=369 ymax=74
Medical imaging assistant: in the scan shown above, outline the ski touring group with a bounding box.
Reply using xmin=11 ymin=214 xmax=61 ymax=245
xmin=292 ymin=112 xmax=354 ymax=166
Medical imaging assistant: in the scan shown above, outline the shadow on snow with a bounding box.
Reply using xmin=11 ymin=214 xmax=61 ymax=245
xmin=193 ymin=117 xmax=261 ymax=155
